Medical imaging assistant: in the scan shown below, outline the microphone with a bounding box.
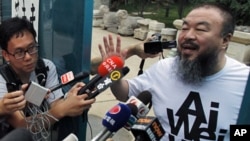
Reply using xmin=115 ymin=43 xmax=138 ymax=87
xmin=49 ymin=71 xmax=89 ymax=92
xmin=123 ymin=103 xmax=139 ymax=130
xmin=126 ymin=91 xmax=152 ymax=118
xmin=98 ymin=55 xmax=124 ymax=77
xmin=123 ymin=91 xmax=152 ymax=131
xmin=77 ymin=55 xmax=124 ymax=95
xmin=86 ymin=66 xmax=129 ymax=99
xmin=91 ymin=103 xmax=133 ymax=141
xmin=131 ymin=116 xmax=165 ymax=141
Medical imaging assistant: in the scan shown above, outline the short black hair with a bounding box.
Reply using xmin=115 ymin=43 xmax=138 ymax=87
xmin=0 ymin=17 xmax=37 ymax=50
xmin=192 ymin=2 xmax=235 ymax=37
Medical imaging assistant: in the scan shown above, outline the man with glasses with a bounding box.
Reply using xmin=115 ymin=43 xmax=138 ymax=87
xmin=0 ymin=17 xmax=96 ymax=140
xmin=5 ymin=43 xmax=39 ymax=60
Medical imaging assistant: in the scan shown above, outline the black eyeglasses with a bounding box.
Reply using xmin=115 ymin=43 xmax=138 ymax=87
xmin=7 ymin=44 xmax=39 ymax=59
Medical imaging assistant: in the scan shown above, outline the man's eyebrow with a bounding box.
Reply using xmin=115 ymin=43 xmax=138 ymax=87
xmin=14 ymin=42 xmax=36 ymax=50
xmin=197 ymin=21 xmax=210 ymax=27
xmin=182 ymin=19 xmax=210 ymax=27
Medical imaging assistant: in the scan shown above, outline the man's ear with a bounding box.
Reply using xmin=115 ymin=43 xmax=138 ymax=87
xmin=221 ymin=33 xmax=232 ymax=50
xmin=2 ymin=50 xmax=10 ymax=62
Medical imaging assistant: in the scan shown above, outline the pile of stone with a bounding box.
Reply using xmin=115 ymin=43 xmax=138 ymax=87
xmin=235 ymin=26 xmax=250 ymax=33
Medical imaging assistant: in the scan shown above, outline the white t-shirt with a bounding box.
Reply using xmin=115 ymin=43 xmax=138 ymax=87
xmin=0 ymin=58 xmax=63 ymax=104
xmin=128 ymin=56 xmax=250 ymax=141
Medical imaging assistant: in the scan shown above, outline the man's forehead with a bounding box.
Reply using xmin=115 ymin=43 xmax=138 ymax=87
xmin=184 ymin=8 xmax=223 ymax=24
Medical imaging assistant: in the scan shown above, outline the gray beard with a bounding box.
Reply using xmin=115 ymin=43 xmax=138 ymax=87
xmin=174 ymin=49 xmax=219 ymax=85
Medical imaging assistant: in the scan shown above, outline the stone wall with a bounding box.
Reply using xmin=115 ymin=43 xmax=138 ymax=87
xmin=93 ymin=3 xmax=249 ymax=66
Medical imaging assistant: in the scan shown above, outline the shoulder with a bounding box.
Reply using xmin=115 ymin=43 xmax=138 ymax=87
xmin=151 ymin=57 xmax=176 ymax=70
xmin=40 ymin=58 xmax=56 ymax=69
xmin=226 ymin=56 xmax=249 ymax=73
xmin=41 ymin=58 xmax=54 ymax=65
xmin=222 ymin=56 xmax=250 ymax=82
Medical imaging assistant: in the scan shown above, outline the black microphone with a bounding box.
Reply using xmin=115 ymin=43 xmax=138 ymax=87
xmin=49 ymin=71 xmax=89 ymax=92
xmin=126 ymin=91 xmax=152 ymax=118
xmin=131 ymin=116 xmax=165 ymax=141
xmin=123 ymin=103 xmax=139 ymax=130
xmin=123 ymin=91 xmax=152 ymax=131
xmin=77 ymin=73 xmax=102 ymax=95
xmin=79 ymin=66 xmax=130 ymax=99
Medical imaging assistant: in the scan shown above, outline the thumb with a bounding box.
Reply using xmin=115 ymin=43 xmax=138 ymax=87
xmin=67 ymin=82 xmax=85 ymax=96
xmin=21 ymin=83 xmax=29 ymax=91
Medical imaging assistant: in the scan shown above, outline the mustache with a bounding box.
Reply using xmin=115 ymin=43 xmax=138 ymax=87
xmin=180 ymin=40 xmax=199 ymax=49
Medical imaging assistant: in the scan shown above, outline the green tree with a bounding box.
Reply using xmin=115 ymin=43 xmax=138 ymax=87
xmin=217 ymin=0 xmax=250 ymax=25
xmin=187 ymin=0 xmax=250 ymax=25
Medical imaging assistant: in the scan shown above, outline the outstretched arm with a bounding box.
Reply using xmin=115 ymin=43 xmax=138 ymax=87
xmin=90 ymin=34 xmax=159 ymax=75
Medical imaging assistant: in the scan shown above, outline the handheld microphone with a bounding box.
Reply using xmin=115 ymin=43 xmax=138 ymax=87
xmin=131 ymin=116 xmax=165 ymax=141
xmin=123 ymin=103 xmax=139 ymax=130
xmin=126 ymin=91 xmax=152 ymax=118
xmin=91 ymin=103 xmax=133 ymax=141
xmin=77 ymin=55 xmax=124 ymax=95
xmin=123 ymin=91 xmax=152 ymax=131
xmin=49 ymin=71 xmax=89 ymax=92
xmin=86 ymin=66 xmax=129 ymax=99
xmin=98 ymin=55 xmax=124 ymax=77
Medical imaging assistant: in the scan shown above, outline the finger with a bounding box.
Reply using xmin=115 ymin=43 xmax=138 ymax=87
xmin=103 ymin=36 xmax=110 ymax=54
xmin=21 ymin=84 xmax=29 ymax=91
xmin=108 ymin=34 xmax=115 ymax=54
xmin=76 ymin=94 xmax=87 ymax=100
xmin=4 ymin=91 xmax=23 ymax=99
xmin=15 ymin=99 xmax=26 ymax=110
xmin=5 ymin=98 xmax=26 ymax=112
xmin=8 ymin=94 xmax=25 ymax=105
xmin=116 ymin=35 xmax=121 ymax=54
xmin=67 ymin=83 xmax=81 ymax=96
xmin=98 ymin=44 xmax=106 ymax=59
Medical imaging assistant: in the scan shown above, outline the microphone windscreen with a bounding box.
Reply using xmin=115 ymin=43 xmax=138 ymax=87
xmin=102 ymin=103 xmax=131 ymax=132
xmin=98 ymin=56 xmax=124 ymax=76
xmin=137 ymin=91 xmax=152 ymax=105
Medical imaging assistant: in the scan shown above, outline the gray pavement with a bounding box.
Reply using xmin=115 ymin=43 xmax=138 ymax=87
xmin=86 ymin=27 xmax=165 ymax=141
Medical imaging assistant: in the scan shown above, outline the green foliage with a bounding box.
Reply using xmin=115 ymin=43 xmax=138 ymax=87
xmin=218 ymin=0 xmax=250 ymax=25
xmin=118 ymin=2 xmax=189 ymax=28
xmin=189 ymin=0 xmax=250 ymax=25
xmin=117 ymin=0 xmax=250 ymax=28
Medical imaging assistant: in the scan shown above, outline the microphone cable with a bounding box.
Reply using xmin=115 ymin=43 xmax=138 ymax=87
xmin=87 ymin=116 xmax=94 ymax=139
xmin=21 ymin=93 xmax=58 ymax=141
